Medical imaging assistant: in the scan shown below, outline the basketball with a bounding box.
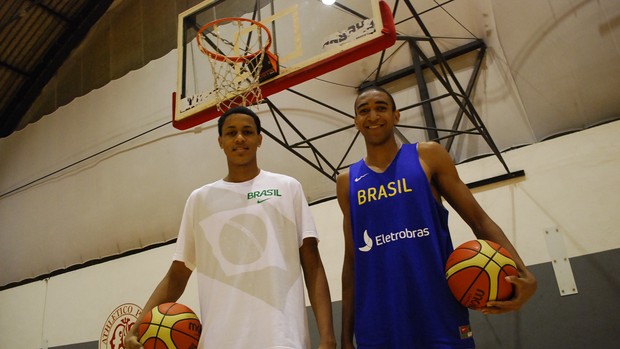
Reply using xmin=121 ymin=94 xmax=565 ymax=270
xmin=138 ymin=302 xmax=202 ymax=349
xmin=445 ymin=239 xmax=518 ymax=309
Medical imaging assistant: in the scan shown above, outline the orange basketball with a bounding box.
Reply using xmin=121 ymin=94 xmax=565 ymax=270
xmin=138 ymin=302 xmax=202 ymax=349
xmin=445 ymin=240 xmax=518 ymax=308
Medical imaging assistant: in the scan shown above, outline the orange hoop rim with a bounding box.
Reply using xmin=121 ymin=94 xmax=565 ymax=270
xmin=196 ymin=17 xmax=273 ymax=63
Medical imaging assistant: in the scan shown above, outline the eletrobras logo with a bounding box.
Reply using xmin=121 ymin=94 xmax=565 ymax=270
xmin=99 ymin=303 xmax=142 ymax=349
xmin=358 ymin=226 xmax=430 ymax=252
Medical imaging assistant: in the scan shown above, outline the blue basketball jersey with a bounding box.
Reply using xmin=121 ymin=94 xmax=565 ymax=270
xmin=348 ymin=143 xmax=474 ymax=349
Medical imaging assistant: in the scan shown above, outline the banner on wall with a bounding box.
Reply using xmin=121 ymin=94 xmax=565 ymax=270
xmin=99 ymin=303 xmax=143 ymax=349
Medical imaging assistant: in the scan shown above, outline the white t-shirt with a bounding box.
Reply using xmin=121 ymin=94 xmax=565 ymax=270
xmin=174 ymin=170 xmax=318 ymax=348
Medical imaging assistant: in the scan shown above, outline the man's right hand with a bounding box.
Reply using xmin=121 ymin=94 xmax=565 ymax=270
xmin=124 ymin=332 xmax=143 ymax=349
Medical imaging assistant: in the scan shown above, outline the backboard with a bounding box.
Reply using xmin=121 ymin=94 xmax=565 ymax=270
xmin=173 ymin=0 xmax=396 ymax=130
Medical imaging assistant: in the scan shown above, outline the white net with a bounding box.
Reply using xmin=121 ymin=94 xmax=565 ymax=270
xmin=196 ymin=18 xmax=273 ymax=112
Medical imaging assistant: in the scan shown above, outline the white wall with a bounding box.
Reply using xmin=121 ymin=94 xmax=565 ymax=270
xmin=449 ymin=120 xmax=620 ymax=265
xmin=1 ymin=18 xmax=619 ymax=346
xmin=2 ymin=119 xmax=619 ymax=348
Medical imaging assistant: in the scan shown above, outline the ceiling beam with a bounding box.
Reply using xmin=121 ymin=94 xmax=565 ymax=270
xmin=0 ymin=0 xmax=115 ymax=138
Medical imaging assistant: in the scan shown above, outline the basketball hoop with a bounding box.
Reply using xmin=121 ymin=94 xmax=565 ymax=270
xmin=196 ymin=17 xmax=279 ymax=112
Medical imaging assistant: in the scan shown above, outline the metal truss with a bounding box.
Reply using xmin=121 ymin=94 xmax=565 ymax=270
xmin=258 ymin=0 xmax=524 ymax=193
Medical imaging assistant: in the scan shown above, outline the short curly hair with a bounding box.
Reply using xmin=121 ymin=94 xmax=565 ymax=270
xmin=355 ymin=85 xmax=397 ymax=112
xmin=217 ymin=106 xmax=262 ymax=136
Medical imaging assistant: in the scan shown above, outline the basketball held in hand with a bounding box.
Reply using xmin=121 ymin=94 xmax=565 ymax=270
xmin=445 ymin=239 xmax=518 ymax=309
xmin=138 ymin=302 xmax=202 ymax=349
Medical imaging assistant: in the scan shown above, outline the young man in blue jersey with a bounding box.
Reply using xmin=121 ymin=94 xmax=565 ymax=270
xmin=125 ymin=106 xmax=337 ymax=349
xmin=336 ymin=86 xmax=537 ymax=348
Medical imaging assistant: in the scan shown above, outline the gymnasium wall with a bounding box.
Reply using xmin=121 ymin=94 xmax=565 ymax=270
xmin=0 ymin=12 xmax=619 ymax=348
xmin=1 ymin=115 xmax=619 ymax=348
